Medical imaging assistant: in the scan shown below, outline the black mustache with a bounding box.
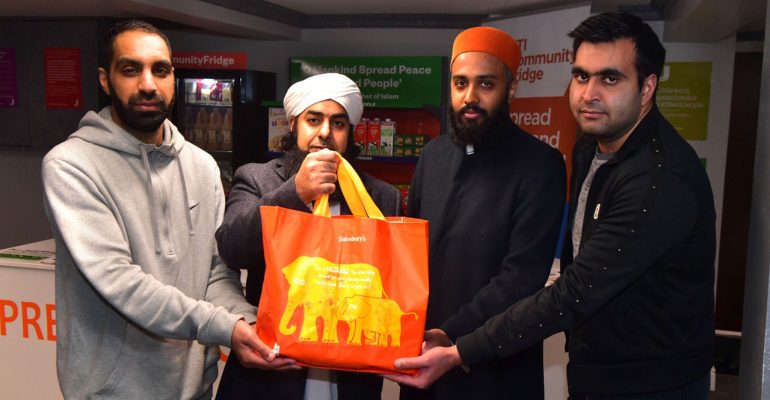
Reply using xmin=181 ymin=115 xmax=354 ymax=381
xmin=459 ymin=104 xmax=487 ymax=116
xmin=134 ymin=91 xmax=162 ymax=102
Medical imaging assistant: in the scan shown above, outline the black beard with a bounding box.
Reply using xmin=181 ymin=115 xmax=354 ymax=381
xmin=109 ymin=79 xmax=173 ymax=133
xmin=449 ymin=100 xmax=509 ymax=148
xmin=282 ymin=146 xmax=309 ymax=178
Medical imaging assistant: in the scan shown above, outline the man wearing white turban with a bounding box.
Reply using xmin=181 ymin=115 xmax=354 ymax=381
xmin=215 ymin=73 xmax=402 ymax=400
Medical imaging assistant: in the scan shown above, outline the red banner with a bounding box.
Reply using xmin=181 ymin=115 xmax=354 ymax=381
xmin=172 ymin=51 xmax=247 ymax=70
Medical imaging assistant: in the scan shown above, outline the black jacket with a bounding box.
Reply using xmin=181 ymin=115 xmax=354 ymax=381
xmin=214 ymin=156 xmax=402 ymax=400
xmin=402 ymin=117 xmax=566 ymax=399
xmin=458 ymin=106 xmax=716 ymax=395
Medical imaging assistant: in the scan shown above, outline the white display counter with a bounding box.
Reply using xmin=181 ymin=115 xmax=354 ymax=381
xmin=0 ymin=239 xmax=61 ymax=400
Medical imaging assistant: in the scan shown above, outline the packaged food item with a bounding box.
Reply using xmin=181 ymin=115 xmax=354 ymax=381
xmin=380 ymin=118 xmax=396 ymax=157
xmin=185 ymin=80 xmax=197 ymax=103
xmin=200 ymin=86 xmax=212 ymax=103
xmin=268 ymin=107 xmax=291 ymax=152
xmin=394 ymin=134 xmax=431 ymax=146
xmin=193 ymin=107 xmax=209 ymax=148
xmin=393 ymin=145 xmax=423 ymax=157
xmin=222 ymin=82 xmax=232 ymax=104
xmin=354 ymin=119 xmax=368 ymax=156
xmin=207 ymin=108 xmax=222 ymax=150
xmin=393 ymin=184 xmax=410 ymax=214
xmin=220 ymin=109 xmax=233 ymax=151
xmin=367 ymin=118 xmax=381 ymax=156
xmin=209 ymin=82 xmax=222 ymax=103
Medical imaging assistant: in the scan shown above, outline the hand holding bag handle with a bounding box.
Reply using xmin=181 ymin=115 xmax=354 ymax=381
xmin=312 ymin=151 xmax=385 ymax=220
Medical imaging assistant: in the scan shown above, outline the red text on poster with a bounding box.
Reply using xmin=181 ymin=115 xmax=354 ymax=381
xmin=510 ymin=91 xmax=577 ymax=195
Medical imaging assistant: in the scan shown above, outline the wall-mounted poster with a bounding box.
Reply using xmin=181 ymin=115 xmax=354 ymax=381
xmin=657 ymin=62 xmax=712 ymax=141
xmin=0 ymin=48 xmax=18 ymax=107
xmin=44 ymin=48 xmax=82 ymax=109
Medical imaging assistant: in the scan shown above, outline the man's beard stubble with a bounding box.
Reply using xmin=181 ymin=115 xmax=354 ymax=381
xmin=282 ymin=145 xmax=309 ymax=178
xmin=109 ymin=79 xmax=173 ymax=133
xmin=449 ymin=98 xmax=510 ymax=148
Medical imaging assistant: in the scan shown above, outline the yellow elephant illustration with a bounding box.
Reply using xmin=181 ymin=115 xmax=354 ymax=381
xmin=279 ymin=256 xmax=387 ymax=343
xmin=337 ymin=294 xmax=418 ymax=348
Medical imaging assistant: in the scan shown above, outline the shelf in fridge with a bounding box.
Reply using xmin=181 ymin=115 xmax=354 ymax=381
xmin=184 ymin=101 xmax=233 ymax=107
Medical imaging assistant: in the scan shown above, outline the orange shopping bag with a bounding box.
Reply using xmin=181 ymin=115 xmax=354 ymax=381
xmin=256 ymin=152 xmax=429 ymax=374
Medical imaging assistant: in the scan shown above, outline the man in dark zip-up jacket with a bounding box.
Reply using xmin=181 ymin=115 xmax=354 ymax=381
xmin=390 ymin=12 xmax=715 ymax=399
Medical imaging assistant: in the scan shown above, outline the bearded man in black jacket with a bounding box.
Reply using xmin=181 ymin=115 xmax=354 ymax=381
xmin=390 ymin=12 xmax=716 ymax=400
xmin=395 ymin=26 xmax=567 ymax=400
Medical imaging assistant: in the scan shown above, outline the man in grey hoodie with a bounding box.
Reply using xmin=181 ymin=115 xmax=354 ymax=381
xmin=41 ymin=20 xmax=295 ymax=399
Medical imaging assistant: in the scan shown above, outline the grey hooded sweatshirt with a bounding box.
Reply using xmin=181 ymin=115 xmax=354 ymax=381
xmin=42 ymin=107 xmax=256 ymax=399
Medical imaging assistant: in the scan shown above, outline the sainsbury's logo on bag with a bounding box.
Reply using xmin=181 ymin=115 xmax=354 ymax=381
xmin=338 ymin=235 xmax=367 ymax=243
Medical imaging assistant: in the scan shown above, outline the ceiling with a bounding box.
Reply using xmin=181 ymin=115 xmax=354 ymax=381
xmin=0 ymin=0 xmax=765 ymax=41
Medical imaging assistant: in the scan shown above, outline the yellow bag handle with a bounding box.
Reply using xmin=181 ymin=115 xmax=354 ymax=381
xmin=312 ymin=152 xmax=386 ymax=220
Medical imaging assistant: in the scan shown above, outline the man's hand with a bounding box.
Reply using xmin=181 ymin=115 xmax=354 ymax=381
xmin=384 ymin=345 xmax=463 ymax=389
xmin=230 ymin=320 xmax=300 ymax=371
xmin=423 ymin=328 xmax=452 ymax=351
xmin=295 ymin=149 xmax=340 ymax=203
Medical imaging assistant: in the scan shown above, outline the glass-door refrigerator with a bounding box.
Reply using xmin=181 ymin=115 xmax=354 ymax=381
xmin=173 ymin=69 xmax=275 ymax=195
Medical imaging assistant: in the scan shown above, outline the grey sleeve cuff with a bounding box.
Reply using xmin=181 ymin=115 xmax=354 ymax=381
xmin=198 ymin=307 xmax=242 ymax=348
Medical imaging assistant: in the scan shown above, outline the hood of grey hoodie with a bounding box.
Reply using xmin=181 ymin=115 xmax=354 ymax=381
xmin=73 ymin=107 xmax=195 ymax=252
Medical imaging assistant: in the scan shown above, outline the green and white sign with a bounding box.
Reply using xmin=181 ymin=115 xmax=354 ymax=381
xmin=657 ymin=62 xmax=712 ymax=141
xmin=290 ymin=57 xmax=444 ymax=109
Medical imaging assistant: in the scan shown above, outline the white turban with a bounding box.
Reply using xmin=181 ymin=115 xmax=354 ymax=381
xmin=283 ymin=73 xmax=363 ymax=126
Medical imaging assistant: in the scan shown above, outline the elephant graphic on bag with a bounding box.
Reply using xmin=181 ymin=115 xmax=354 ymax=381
xmin=337 ymin=294 xmax=419 ymax=348
xmin=279 ymin=256 xmax=387 ymax=343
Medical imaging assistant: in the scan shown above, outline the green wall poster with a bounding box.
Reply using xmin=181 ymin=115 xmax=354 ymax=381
xmin=657 ymin=62 xmax=712 ymax=140
xmin=290 ymin=57 xmax=443 ymax=109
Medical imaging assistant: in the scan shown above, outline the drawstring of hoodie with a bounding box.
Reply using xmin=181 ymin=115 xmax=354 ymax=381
xmin=171 ymin=146 xmax=195 ymax=237
xmin=140 ymin=146 xmax=163 ymax=253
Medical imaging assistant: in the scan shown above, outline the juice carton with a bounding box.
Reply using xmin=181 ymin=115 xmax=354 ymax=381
xmin=220 ymin=109 xmax=233 ymax=151
xmin=193 ymin=107 xmax=209 ymax=148
xmin=367 ymin=118 xmax=381 ymax=156
xmin=207 ymin=108 xmax=222 ymax=150
xmin=353 ymin=119 xmax=368 ymax=155
xmin=379 ymin=118 xmax=396 ymax=157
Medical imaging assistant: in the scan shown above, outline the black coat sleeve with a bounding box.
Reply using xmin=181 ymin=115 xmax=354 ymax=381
xmin=457 ymin=164 xmax=699 ymax=365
